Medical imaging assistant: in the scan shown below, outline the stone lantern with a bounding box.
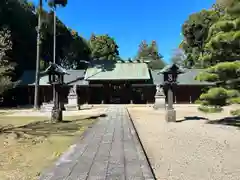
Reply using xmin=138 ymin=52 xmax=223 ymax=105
xmin=41 ymin=62 xmax=69 ymax=122
xmin=159 ymin=63 xmax=184 ymax=122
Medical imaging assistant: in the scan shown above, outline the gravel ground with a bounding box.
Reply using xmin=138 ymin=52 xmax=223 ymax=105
xmin=128 ymin=106 xmax=240 ymax=180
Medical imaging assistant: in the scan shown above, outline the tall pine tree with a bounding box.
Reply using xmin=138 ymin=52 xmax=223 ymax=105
xmin=181 ymin=0 xmax=240 ymax=113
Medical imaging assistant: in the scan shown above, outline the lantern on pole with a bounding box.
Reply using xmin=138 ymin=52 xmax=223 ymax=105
xmin=41 ymin=62 xmax=69 ymax=122
xmin=159 ymin=63 xmax=184 ymax=122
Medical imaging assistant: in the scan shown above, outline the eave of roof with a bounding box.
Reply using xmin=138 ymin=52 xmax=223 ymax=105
xmin=84 ymin=62 xmax=150 ymax=80
xmin=19 ymin=69 xmax=88 ymax=86
xmin=150 ymin=69 xmax=215 ymax=85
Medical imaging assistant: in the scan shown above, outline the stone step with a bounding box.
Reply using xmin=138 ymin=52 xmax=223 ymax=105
xmin=64 ymin=104 xmax=79 ymax=111
xmin=40 ymin=103 xmax=54 ymax=112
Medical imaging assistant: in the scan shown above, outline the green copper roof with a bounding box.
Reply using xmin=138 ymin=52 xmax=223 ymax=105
xmin=20 ymin=71 xmax=50 ymax=86
xmin=20 ymin=65 xmax=215 ymax=86
xmin=151 ymin=69 xmax=215 ymax=85
xmin=84 ymin=62 xmax=150 ymax=80
xmin=177 ymin=69 xmax=214 ymax=85
xmin=19 ymin=70 xmax=88 ymax=86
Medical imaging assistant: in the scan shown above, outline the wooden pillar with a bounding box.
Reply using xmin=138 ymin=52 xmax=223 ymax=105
xmin=86 ymin=86 xmax=89 ymax=104
xmin=28 ymin=87 xmax=31 ymax=105
xmin=39 ymin=86 xmax=41 ymax=105
xmin=101 ymin=85 xmax=104 ymax=104
xmin=145 ymin=86 xmax=149 ymax=104
xmin=43 ymin=87 xmax=46 ymax=102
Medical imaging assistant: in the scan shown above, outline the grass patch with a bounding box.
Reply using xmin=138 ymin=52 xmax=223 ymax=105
xmin=0 ymin=114 xmax=99 ymax=180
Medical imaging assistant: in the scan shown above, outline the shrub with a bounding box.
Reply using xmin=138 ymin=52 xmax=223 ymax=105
xmin=226 ymin=89 xmax=240 ymax=98
xmin=199 ymin=87 xmax=228 ymax=106
xmin=227 ymin=97 xmax=240 ymax=104
xmin=194 ymin=99 xmax=202 ymax=104
xmin=198 ymin=105 xmax=223 ymax=113
xmin=230 ymin=109 xmax=240 ymax=116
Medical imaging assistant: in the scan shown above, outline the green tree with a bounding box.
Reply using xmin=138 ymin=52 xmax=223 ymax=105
xmin=215 ymin=0 xmax=235 ymax=9
xmin=0 ymin=0 xmax=38 ymax=76
xmin=170 ymin=48 xmax=186 ymax=67
xmin=135 ymin=40 xmax=165 ymax=69
xmin=136 ymin=40 xmax=149 ymax=61
xmin=36 ymin=4 xmax=91 ymax=69
xmin=182 ymin=0 xmax=240 ymax=113
xmin=48 ymin=0 xmax=67 ymax=7
xmin=0 ymin=27 xmax=16 ymax=94
xmin=0 ymin=0 xmax=91 ymax=92
xmin=89 ymin=34 xmax=119 ymax=61
xmin=60 ymin=30 xmax=91 ymax=69
xmin=181 ymin=8 xmax=221 ymax=68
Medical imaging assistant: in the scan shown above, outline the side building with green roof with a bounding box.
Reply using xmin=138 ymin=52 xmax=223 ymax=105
xmin=3 ymin=60 xmax=214 ymax=107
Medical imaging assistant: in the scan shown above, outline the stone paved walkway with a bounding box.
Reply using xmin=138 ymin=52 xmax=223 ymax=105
xmin=39 ymin=106 xmax=155 ymax=180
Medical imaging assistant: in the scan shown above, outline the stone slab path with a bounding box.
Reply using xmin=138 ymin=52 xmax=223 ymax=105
xmin=39 ymin=106 xmax=155 ymax=180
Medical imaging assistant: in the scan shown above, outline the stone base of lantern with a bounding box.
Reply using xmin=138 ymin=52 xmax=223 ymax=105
xmin=64 ymin=95 xmax=79 ymax=111
xmin=51 ymin=108 xmax=63 ymax=123
xmin=153 ymin=95 xmax=166 ymax=109
xmin=165 ymin=109 xmax=176 ymax=122
xmin=65 ymin=104 xmax=80 ymax=111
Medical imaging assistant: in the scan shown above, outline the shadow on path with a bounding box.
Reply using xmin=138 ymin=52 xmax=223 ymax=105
xmin=207 ymin=116 xmax=240 ymax=128
xmin=177 ymin=115 xmax=240 ymax=128
xmin=177 ymin=116 xmax=208 ymax=122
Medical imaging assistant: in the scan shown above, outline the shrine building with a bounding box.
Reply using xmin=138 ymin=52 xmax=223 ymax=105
xmin=2 ymin=60 xmax=215 ymax=107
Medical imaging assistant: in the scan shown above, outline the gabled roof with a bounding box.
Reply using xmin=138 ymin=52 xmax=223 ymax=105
xmin=19 ymin=69 xmax=88 ymax=86
xmin=20 ymin=66 xmax=215 ymax=86
xmin=150 ymin=70 xmax=164 ymax=85
xmin=41 ymin=63 xmax=69 ymax=75
xmin=20 ymin=70 xmax=49 ymax=86
xmin=151 ymin=69 xmax=215 ymax=85
xmin=177 ymin=69 xmax=214 ymax=85
xmin=63 ymin=70 xmax=88 ymax=85
xmin=84 ymin=62 xmax=150 ymax=80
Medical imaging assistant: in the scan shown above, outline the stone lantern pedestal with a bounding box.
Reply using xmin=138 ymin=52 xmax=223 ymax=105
xmin=51 ymin=107 xmax=63 ymax=123
xmin=165 ymin=89 xmax=176 ymax=122
xmin=165 ymin=109 xmax=176 ymax=122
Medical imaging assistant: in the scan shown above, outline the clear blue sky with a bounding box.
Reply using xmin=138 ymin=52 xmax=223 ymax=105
xmin=32 ymin=0 xmax=215 ymax=63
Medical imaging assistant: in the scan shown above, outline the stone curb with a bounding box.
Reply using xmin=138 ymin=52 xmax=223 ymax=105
xmin=39 ymin=119 xmax=100 ymax=180
xmin=126 ymin=108 xmax=156 ymax=180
